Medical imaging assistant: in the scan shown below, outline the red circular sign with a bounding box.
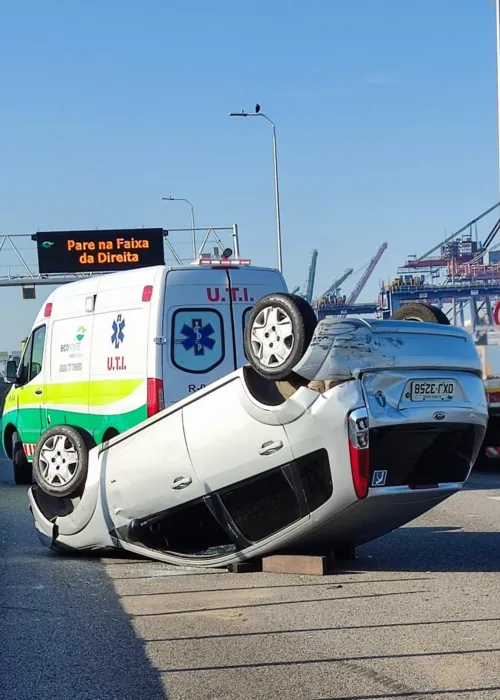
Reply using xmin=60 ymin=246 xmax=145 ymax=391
xmin=494 ymin=301 xmax=500 ymax=325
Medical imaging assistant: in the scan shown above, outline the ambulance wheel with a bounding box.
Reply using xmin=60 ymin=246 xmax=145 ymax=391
xmin=33 ymin=426 xmax=95 ymax=498
xmin=12 ymin=431 xmax=32 ymax=485
xmin=244 ymin=293 xmax=318 ymax=380
xmin=390 ymin=302 xmax=450 ymax=325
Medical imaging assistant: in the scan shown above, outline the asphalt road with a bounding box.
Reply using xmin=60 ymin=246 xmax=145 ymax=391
xmin=2 ymin=450 xmax=500 ymax=700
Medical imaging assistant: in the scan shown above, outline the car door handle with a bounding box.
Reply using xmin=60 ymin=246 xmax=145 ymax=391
xmin=259 ymin=440 xmax=283 ymax=456
xmin=35 ymin=389 xmax=43 ymax=396
xmin=171 ymin=476 xmax=193 ymax=490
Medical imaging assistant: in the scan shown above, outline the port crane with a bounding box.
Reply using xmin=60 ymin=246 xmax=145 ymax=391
xmin=382 ymin=202 xmax=500 ymax=328
xmin=347 ymin=242 xmax=388 ymax=304
xmin=316 ymin=267 xmax=354 ymax=303
xmin=291 ymin=249 xmax=318 ymax=303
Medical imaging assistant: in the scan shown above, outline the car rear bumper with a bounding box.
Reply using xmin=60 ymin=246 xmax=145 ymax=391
xmin=283 ymin=483 xmax=460 ymax=553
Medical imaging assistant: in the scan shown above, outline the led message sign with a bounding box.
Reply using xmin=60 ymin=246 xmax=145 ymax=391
xmin=34 ymin=228 xmax=165 ymax=274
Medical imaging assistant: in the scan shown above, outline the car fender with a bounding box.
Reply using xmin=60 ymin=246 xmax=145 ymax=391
xmin=28 ymin=449 xmax=103 ymax=539
xmin=292 ymin=316 xmax=382 ymax=381
xmin=238 ymin=378 xmax=320 ymax=425
xmin=27 ymin=488 xmax=55 ymax=543
xmin=54 ymin=450 xmax=102 ymax=536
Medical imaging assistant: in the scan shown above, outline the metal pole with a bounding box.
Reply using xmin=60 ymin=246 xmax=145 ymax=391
xmin=270 ymin=122 xmax=283 ymax=273
xmin=496 ymin=0 xmax=500 ymax=204
xmin=451 ymin=257 xmax=456 ymax=325
xmin=459 ymin=301 xmax=465 ymax=327
xmin=232 ymin=224 xmax=240 ymax=257
xmin=188 ymin=204 xmax=196 ymax=259
xmin=197 ymin=229 xmax=213 ymax=257
xmin=162 ymin=197 xmax=196 ymax=260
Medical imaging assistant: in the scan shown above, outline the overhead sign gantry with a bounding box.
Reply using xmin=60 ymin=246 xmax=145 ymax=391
xmin=0 ymin=225 xmax=240 ymax=296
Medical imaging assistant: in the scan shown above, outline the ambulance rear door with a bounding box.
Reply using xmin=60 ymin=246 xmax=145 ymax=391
xmin=162 ymin=267 xmax=236 ymax=406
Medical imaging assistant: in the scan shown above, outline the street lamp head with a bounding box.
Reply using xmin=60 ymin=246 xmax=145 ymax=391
xmin=229 ymin=111 xmax=269 ymax=120
xmin=229 ymin=104 xmax=261 ymax=117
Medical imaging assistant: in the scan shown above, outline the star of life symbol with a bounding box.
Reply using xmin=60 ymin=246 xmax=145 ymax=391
xmin=181 ymin=318 xmax=215 ymax=356
xmin=111 ymin=314 xmax=125 ymax=348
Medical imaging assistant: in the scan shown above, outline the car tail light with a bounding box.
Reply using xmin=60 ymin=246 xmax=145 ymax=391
xmin=147 ymin=378 xmax=164 ymax=417
xmin=348 ymin=407 xmax=370 ymax=499
xmin=142 ymin=285 xmax=153 ymax=302
xmin=44 ymin=303 xmax=53 ymax=317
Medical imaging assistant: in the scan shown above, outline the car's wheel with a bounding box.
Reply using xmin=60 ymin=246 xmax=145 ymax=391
xmin=243 ymin=293 xmax=318 ymax=380
xmin=390 ymin=302 xmax=450 ymax=325
xmin=33 ymin=426 xmax=95 ymax=498
xmin=12 ymin=431 xmax=33 ymax=485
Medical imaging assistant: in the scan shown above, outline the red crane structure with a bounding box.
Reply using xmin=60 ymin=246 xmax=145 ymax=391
xmin=347 ymin=242 xmax=388 ymax=304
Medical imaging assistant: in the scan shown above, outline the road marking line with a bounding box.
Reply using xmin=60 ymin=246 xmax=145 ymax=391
xmin=488 ymin=496 xmax=500 ymax=501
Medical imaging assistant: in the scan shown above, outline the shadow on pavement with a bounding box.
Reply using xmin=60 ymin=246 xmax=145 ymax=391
xmin=143 ymin=615 xmax=500 ymax=643
xmin=356 ymin=525 xmax=500 ymax=573
xmin=156 ymin=645 xmax=500 ymax=673
xmin=0 ymin=486 xmax=168 ymax=700
xmin=464 ymin=469 xmax=500 ymax=490
xmin=313 ymin=687 xmax=500 ymax=699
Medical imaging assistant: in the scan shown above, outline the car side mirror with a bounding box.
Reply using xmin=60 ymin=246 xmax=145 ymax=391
xmin=6 ymin=360 xmax=18 ymax=383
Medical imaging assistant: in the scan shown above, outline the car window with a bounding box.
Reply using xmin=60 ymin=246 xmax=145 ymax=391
xmin=30 ymin=325 xmax=46 ymax=381
xmin=171 ymin=308 xmax=224 ymax=374
xmin=17 ymin=334 xmax=34 ymax=385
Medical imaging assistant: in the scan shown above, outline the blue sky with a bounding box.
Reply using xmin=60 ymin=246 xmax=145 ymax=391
xmin=0 ymin=0 xmax=499 ymax=345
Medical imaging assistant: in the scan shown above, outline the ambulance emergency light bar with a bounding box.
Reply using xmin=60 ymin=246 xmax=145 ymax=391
xmin=192 ymin=249 xmax=251 ymax=266
xmin=191 ymin=253 xmax=250 ymax=267
xmin=198 ymin=257 xmax=251 ymax=266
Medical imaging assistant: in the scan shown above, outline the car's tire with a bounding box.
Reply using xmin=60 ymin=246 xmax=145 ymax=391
xmin=12 ymin=431 xmax=33 ymax=485
xmin=33 ymin=425 xmax=95 ymax=498
xmin=243 ymin=293 xmax=318 ymax=380
xmin=390 ymin=302 xmax=450 ymax=325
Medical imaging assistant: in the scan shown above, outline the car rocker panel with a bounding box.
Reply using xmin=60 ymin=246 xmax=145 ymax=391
xmin=27 ymin=298 xmax=488 ymax=566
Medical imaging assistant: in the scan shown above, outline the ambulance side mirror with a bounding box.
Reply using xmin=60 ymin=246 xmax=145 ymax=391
xmin=5 ymin=360 xmax=18 ymax=383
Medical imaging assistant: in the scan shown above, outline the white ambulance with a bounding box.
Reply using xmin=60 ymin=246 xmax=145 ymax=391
xmin=2 ymin=255 xmax=287 ymax=485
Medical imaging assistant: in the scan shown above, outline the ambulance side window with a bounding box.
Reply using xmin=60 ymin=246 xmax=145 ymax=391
xmin=171 ymin=308 xmax=225 ymax=374
xmin=30 ymin=326 xmax=46 ymax=380
xmin=16 ymin=325 xmax=46 ymax=385
xmin=17 ymin=335 xmax=34 ymax=385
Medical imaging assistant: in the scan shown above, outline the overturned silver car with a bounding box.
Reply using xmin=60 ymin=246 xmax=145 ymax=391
xmin=28 ymin=294 xmax=488 ymax=566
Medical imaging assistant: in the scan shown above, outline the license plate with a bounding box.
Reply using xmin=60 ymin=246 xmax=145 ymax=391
xmin=410 ymin=380 xmax=456 ymax=401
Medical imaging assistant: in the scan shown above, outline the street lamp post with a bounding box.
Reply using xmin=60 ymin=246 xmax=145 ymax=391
xmin=229 ymin=108 xmax=283 ymax=273
xmin=161 ymin=196 xmax=196 ymax=259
